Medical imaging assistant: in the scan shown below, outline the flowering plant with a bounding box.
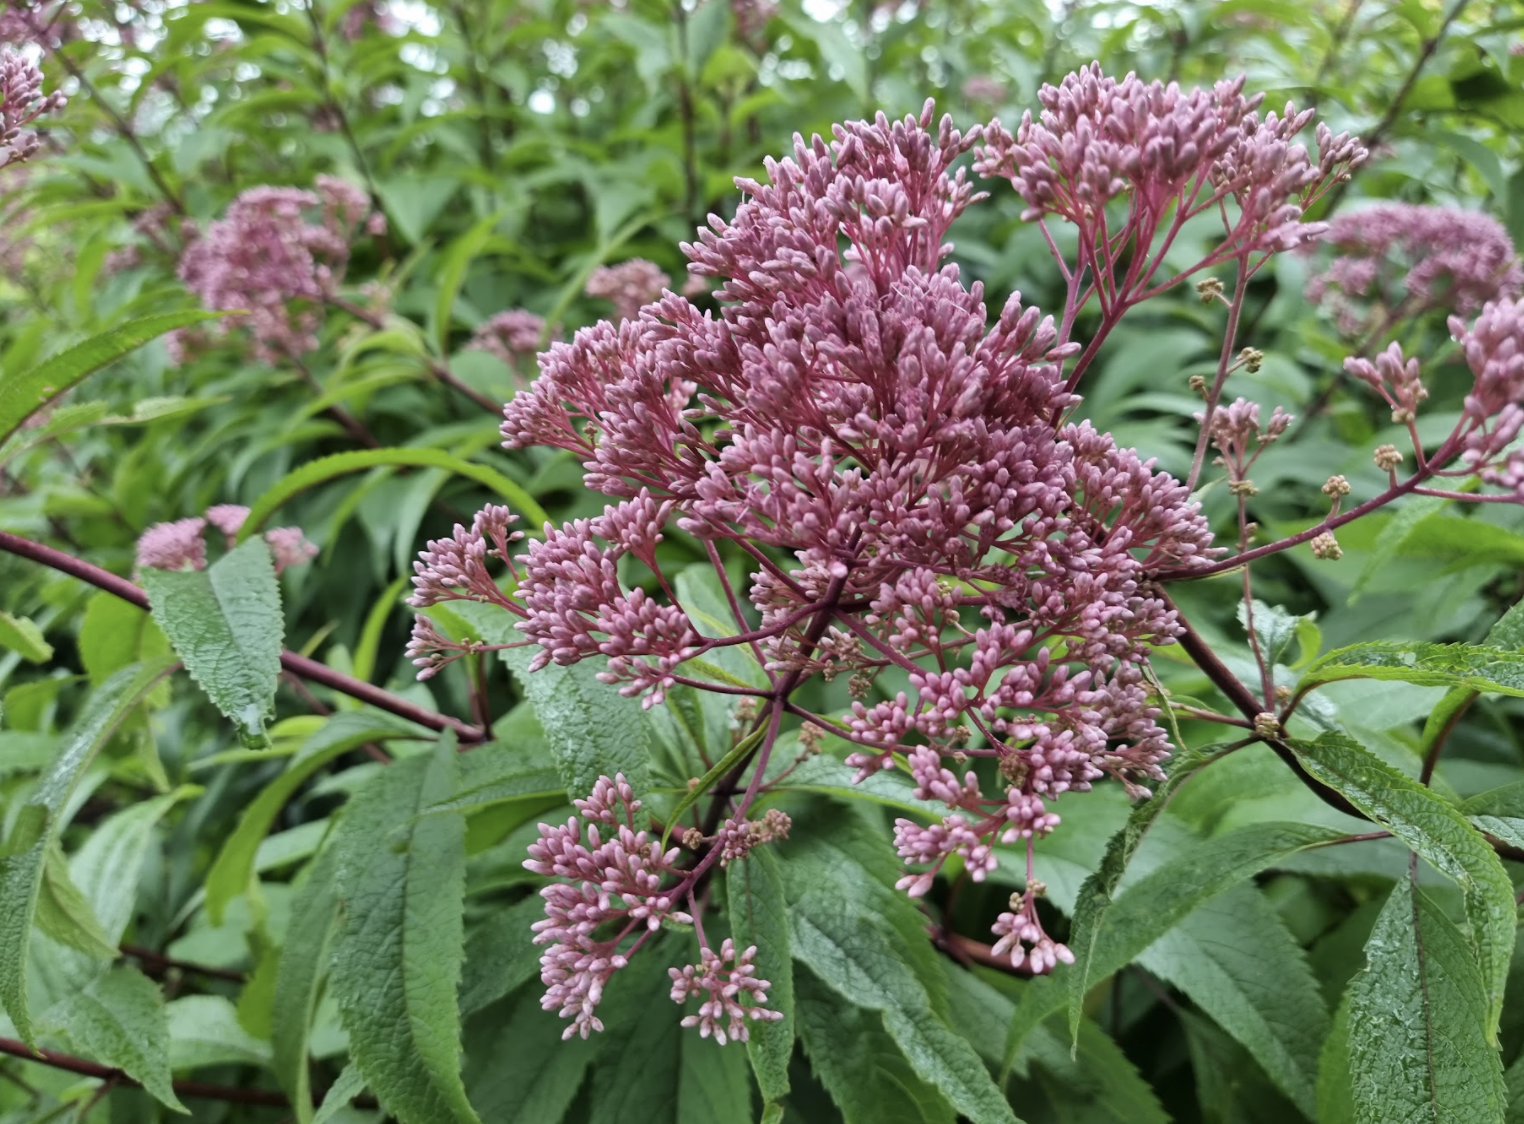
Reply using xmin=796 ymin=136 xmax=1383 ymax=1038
xmin=3 ymin=4 xmax=1524 ymax=1124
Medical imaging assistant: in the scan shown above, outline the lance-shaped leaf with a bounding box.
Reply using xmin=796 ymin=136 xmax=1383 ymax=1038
xmin=35 ymin=844 xmax=116 ymax=959
xmin=238 ymin=446 xmax=549 ymax=537
xmin=790 ymin=892 xmax=1017 ymax=1124
xmin=1139 ymin=885 xmax=1328 ymax=1116
xmin=142 ymin=537 xmax=283 ymax=747
xmin=795 ymin=967 xmax=955 ymax=1124
xmin=727 ymin=847 xmax=794 ymax=1106
xmin=330 ymin=737 xmax=479 ymax=1124
xmin=0 ymin=659 xmax=174 ymax=1042
xmin=0 ymin=611 xmax=52 ymax=663
xmin=205 ymin=712 xmax=418 ymax=923
xmin=1066 ymin=743 xmax=1222 ymax=1042
xmin=1006 ymin=819 xmax=1345 ymax=1079
xmin=1347 ymin=880 xmax=1506 ymax=1123
xmin=1288 ymin=731 xmax=1515 ymax=1038
xmin=272 ymin=847 xmax=340 ymax=1124
xmin=0 ymin=310 xmax=221 ymax=446
xmin=54 ymin=965 xmax=186 ymax=1113
xmin=1298 ymin=640 xmax=1524 ymax=697
xmin=500 ymin=645 xmax=653 ymax=805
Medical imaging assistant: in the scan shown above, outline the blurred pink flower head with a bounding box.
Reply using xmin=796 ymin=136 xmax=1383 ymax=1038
xmin=175 ymin=176 xmax=383 ymax=364
xmin=584 ymin=258 xmax=670 ymax=323
xmin=1307 ymin=203 xmax=1523 ymax=331
xmin=136 ymin=507 xmax=317 ymax=575
xmin=467 ymin=308 xmax=551 ymax=370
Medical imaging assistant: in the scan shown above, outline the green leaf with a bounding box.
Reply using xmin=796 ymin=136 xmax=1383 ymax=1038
xmin=35 ymin=845 xmax=117 ymax=959
xmin=1138 ymin=885 xmax=1328 ymax=1116
xmin=1298 ymin=640 xmax=1524 ymax=697
xmin=1347 ymin=880 xmax=1506 ymax=1124
xmin=165 ymin=994 xmax=273 ymax=1070
xmin=770 ymin=752 xmax=947 ymax=817
xmin=79 ymin=593 xmax=173 ymax=693
xmin=313 ymin=1063 xmax=369 ymax=1124
xmin=458 ymin=895 xmax=544 ymax=1017
xmin=142 ymin=537 xmax=284 ymax=747
xmin=330 ymin=737 xmax=479 ymax=1124
xmin=1420 ymin=598 xmax=1524 ymax=785
xmin=585 ymin=937 xmax=690 ymax=1124
xmin=422 ymin=738 xmax=564 ymax=820
xmin=1066 ymin=743 xmax=1220 ymax=1044
xmin=1288 ymin=731 xmax=1516 ymax=1037
xmin=500 ymin=646 xmax=653 ymax=805
xmin=55 ymin=965 xmax=186 ymax=1112
xmin=1317 ymin=992 xmax=1355 ymax=1124
xmin=678 ymin=1032 xmax=753 ymax=1124
xmin=795 ymin=967 xmax=954 ymax=1124
xmin=1349 ymin=496 xmax=1448 ymax=602
xmin=1464 ymin=781 xmax=1524 ymax=850
xmin=727 ymin=847 xmax=793 ymax=1104
xmin=0 ymin=659 xmax=174 ymax=1042
xmin=790 ymin=894 xmax=1017 ymax=1124
xmin=0 ymin=310 xmax=221 ymax=447
xmin=465 ymin=986 xmax=598 ymax=1122
xmin=272 ymin=846 xmax=340 ymax=1124
xmin=945 ymin=960 xmax=1168 ymax=1123
xmin=206 ymin=712 xmax=417 ymax=924
xmin=350 ymin=573 xmax=409 ymax=684
xmin=1236 ymin=600 xmax=1310 ymax=667
xmin=0 ymin=612 xmax=51 ymax=664
xmin=1006 ymin=820 xmax=1345 ymax=1080
xmin=239 ymin=447 xmax=550 ymax=540
xmin=662 ymin=724 xmax=766 ymax=848
xmin=435 ymin=210 xmax=506 ymax=355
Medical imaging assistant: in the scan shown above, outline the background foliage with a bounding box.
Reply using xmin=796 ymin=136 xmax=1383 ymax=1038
xmin=3 ymin=0 xmax=1524 ymax=1121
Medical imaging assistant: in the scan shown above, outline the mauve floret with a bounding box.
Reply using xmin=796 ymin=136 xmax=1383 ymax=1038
xmin=1449 ymin=298 xmax=1524 ymax=493
xmin=525 ymin=773 xmax=700 ymax=1040
xmin=135 ymin=517 xmax=208 ymax=572
xmin=136 ymin=508 xmax=318 ymax=575
xmin=1308 ymin=203 xmax=1522 ymax=327
xmin=975 ymin=63 xmax=1363 ymax=253
xmin=585 ymin=259 xmax=670 ymax=323
xmin=668 ymin=939 xmax=783 ymax=1045
xmin=264 ymin=526 xmax=318 ymax=573
xmin=0 ymin=47 xmax=65 ymax=171
xmin=469 ymin=308 xmax=550 ymax=367
xmin=991 ymin=889 xmax=1074 ymax=973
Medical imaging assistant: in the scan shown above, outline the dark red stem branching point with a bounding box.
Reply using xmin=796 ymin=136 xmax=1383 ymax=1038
xmin=0 ymin=529 xmax=484 ymax=743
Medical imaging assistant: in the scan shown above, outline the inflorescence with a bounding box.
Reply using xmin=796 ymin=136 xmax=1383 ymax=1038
xmin=406 ymin=66 xmax=1524 ymax=1042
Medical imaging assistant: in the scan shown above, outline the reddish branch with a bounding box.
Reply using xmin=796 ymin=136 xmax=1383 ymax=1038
xmin=0 ymin=1037 xmax=286 ymax=1106
xmin=119 ymin=944 xmax=246 ymax=984
xmin=0 ymin=529 xmax=484 ymax=743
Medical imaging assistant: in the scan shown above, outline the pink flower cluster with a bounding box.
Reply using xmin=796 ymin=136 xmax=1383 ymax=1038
xmin=584 ymin=258 xmax=669 ymax=322
xmin=0 ymin=47 xmax=65 ymax=171
xmin=467 ymin=309 xmax=550 ymax=370
xmin=176 ymin=177 xmax=385 ymax=363
xmin=524 ymin=774 xmax=781 ymax=1040
xmin=408 ymin=94 xmax=1234 ymax=991
xmin=668 ymin=938 xmax=783 ymax=1044
xmin=1307 ymin=203 xmax=1522 ymax=333
xmin=975 ymin=63 xmax=1364 ymax=254
xmin=1452 ymin=298 xmax=1524 ymax=493
xmin=136 ymin=505 xmax=316 ymax=574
